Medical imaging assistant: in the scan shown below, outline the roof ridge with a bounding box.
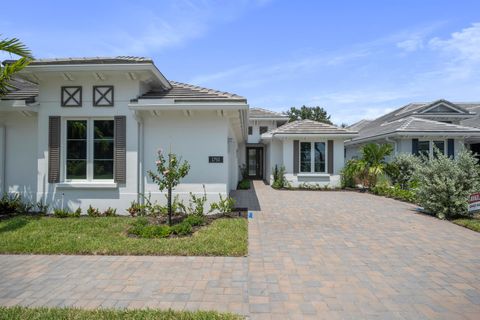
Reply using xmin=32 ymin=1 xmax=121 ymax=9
xmin=406 ymin=116 xmax=480 ymax=130
xmin=169 ymin=80 xmax=243 ymax=99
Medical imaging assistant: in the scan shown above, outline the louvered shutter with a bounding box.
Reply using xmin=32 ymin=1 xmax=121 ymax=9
xmin=114 ymin=116 xmax=126 ymax=183
xmin=48 ymin=116 xmax=61 ymax=183
xmin=293 ymin=140 xmax=299 ymax=174
xmin=327 ymin=140 xmax=334 ymax=174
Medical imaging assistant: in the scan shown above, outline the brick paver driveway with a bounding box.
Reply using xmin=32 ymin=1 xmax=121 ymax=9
xmin=1 ymin=181 xmax=479 ymax=319
xmin=246 ymin=181 xmax=480 ymax=319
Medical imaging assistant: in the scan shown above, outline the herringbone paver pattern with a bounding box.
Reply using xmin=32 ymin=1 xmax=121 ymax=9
xmin=1 ymin=181 xmax=479 ymax=320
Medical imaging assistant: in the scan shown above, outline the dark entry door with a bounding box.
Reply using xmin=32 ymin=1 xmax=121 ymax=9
xmin=246 ymin=147 xmax=263 ymax=179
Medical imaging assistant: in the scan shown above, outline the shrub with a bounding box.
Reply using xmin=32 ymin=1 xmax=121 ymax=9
xmin=72 ymin=207 xmax=82 ymax=217
xmin=127 ymin=200 xmax=146 ymax=217
xmin=53 ymin=208 xmax=70 ymax=218
xmin=272 ymin=165 xmax=289 ymax=189
xmin=171 ymin=221 xmax=192 ymax=236
xmin=386 ymin=153 xmax=421 ymax=189
xmin=36 ymin=200 xmax=49 ymax=215
xmin=341 ymin=160 xmax=358 ymax=188
xmin=239 ymin=164 xmax=248 ymax=180
xmin=87 ymin=205 xmax=101 ymax=217
xmin=210 ymin=195 xmax=235 ymax=215
xmin=237 ymin=179 xmax=250 ymax=190
xmin=103 ymin=207 xmax=117 ymax=217
xmin=183 ymin=214 xmax=204 ymax=227
xmin=180 ymin=186 xmax=209 ymax=216
xmin=372 ymin=183 xmax=417 ymax=203
xmin=0 ymin=193 xmax=33 ymax=216
xmin=415 ymin=149 xmax=480 ymax=219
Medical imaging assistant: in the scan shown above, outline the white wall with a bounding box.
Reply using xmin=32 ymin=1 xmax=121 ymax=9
xmin=0 ymin=112 xmax=38 ymax=202
xmin=142 ymin=110 xmax=231 ymax=207
xmin=35 ymin=72 xmax=141 ymax=213
xmin=247 ymin=120 xmax=277 ymax=143
xmin=264 ymin=139 xmax=283 ymax=184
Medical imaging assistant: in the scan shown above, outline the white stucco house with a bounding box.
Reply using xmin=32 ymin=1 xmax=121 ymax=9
xmin=345 ymin=99 xmax=480 ymax=161
xmin=0 ymin=57 xmax=355 ymax=213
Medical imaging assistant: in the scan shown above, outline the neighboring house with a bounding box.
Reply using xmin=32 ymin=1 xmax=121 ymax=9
xmin=0 ymin=57 xmax=248 ymax=212
xmin=345 ymin=99 xmax=480 ymax=161
xmin=261 ymin=120 xmax=357 ymax=187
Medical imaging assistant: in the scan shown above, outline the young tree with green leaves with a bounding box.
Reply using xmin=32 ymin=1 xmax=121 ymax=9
xmin=0 ymin=35 xmax=33 ymax=96
xmin=286 ymin=105 xmax=332 ymax=124
xmin=352 ymin=143 xmax=393 ymax=188
xmin=148 ymin=150 xmax=190 ymax=226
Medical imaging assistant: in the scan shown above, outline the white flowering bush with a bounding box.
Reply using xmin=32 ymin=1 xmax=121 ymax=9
xmin=415 ymin=149 xmax=480 ymax=219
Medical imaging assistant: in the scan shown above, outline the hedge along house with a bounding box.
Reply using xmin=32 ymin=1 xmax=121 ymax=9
xmin=0 ymin=57 xmax=248 ymax=212
xmin=345 ymin=99 xmax=480 ymax=161
xmin=260 ymin=120 xmax=358 ymax=187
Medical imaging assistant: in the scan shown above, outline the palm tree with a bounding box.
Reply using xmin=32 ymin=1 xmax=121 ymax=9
xmin=355 ymin=143 xmax=393 ymax=188
xmin=0 ymin=35 xmax=33 ymax=97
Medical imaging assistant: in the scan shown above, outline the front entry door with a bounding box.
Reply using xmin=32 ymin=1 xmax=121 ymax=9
xmin=247 ymin=147 xmax=263 ymax=179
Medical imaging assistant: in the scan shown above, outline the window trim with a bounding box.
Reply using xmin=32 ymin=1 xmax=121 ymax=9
xmin=299 ymin=141 xmax=327 ymax=174
xmin=61 ymin=117 xmax=115 ymax=183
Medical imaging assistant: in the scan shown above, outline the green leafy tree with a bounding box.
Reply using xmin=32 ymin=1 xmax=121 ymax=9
xmin=286 ymin=105 xmax=332 ymax=124
xmin=0 ymin=35 xmax=33 ymax=96
xmin=386 ymin=153 xmax=421 ymax=189
xmin=148 ymin=150 xmax=190 ymax=225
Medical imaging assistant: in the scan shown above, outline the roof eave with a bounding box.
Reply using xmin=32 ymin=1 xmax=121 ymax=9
xmin=346 ymin=130 xmax=480 ymax=145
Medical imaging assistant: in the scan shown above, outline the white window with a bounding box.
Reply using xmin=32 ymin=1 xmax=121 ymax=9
xmin=64 ymin=119 xmax=114 ymax=181
xmin=300 ymin=142 xmax=326 ymax=173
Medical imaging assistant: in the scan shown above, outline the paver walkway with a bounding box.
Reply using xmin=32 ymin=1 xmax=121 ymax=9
xmin=1 ymin=180 xmax=480 ymax=319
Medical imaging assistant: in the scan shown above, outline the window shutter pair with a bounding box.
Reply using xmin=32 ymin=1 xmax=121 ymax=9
xmin=292 ymin=140 xmax=334 ymax=174
xmin=48 ymin=116 xmax=126 ymax=183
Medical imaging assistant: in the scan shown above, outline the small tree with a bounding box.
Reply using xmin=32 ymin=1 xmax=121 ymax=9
xmin=148 ymin=150 xmax=190 ymax=225
xmin=286 ymin=105 xmax=332 ymax=124
xmin=354 ymin=143 xmax=393 ymax=188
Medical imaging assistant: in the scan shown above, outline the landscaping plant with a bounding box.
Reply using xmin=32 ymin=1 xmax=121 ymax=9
xmin=272 ymin=165 xmax=289 ymax=189
xmin=210 ymin=194 xmax=236 ymax=216
xmin=237 ymin=179 xmax=251 ymax=190
xmin=0 ymin=193 xmax=32 ymax=216
xmin=414 ymin=149 xmax=480 ymax=219
xmin=86 ymin=205 xmax=101 ymax=217
xmin=386 ymin=153 xmax=421 ymax=190
xmin=180 ymin=185 xmax=210 ymax=216
xmin=148 ymin=149 xmax=190 ymax=226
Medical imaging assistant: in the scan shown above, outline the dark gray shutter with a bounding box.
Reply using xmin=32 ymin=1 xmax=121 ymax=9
xmin=412 ymin=139 xmax=419 ymax=155
xmin=293 ymin=140 xmax=299 ymax=174
xmin=114 ymin=116 xmax=127 ymax=183
xmin=447 ymin=139 xmax=455 ymax=158
xmin=327 ymin=140 xmax=334 ymax=174
xmin=48 ymin=116 xmax=61 ymax=183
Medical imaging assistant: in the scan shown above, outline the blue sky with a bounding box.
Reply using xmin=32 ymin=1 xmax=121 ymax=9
xmin=2 ymin=0 xmax=480 ymax=124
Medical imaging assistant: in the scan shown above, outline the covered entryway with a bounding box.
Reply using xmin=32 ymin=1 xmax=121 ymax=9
xmin=246 ymin=146 xmax=263 ymax=179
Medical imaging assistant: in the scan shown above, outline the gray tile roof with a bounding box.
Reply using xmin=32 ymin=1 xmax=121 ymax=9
xmin=136 ymin=81 xmax=246 ymax=102
xmin=0 ymin=78 xmax=38 ymax=102
xmin=266 ymin=119 xmax=357 ymax=135
xmin=249 ymin=108 xmax=288 ymax=119
xmin=349 ymin=99 xmax=480 ymax=143
xmin=351 ymin=116 xmax=480 ymax=142
xmin=347 ymin=119 xmax=372 ymax=131
xmin=28 ymin=56 xmax=153 ymax=65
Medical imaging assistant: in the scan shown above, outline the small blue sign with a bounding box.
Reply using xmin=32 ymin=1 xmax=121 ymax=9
xmin=248 ymin=212 xmax=253 ymax=219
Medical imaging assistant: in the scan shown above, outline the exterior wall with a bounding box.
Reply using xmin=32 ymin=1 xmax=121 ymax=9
xmin=35 ymin=72 xmax=141 ymax=213
xmin=0 ymin=112 xmax=38 ymax=201
xmin=142 ymin=110 xmax=231 ymax=208
xmin=265 ymin=139 xmax=283 ymax=184
xmin=247 ymin=120 xmax=278 ymax=144
xmin=271 ymin=137 xmax=345 ymax=188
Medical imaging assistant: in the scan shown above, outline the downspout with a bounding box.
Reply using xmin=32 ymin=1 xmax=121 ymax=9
xmin=136 ymin=114 xmax=145 ymax=205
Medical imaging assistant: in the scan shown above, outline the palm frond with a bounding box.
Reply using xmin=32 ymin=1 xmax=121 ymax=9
xmin=0 ymin=57 xmax=31 ymax=96
xmin=0 ymin=36 xmax=33 ymax=58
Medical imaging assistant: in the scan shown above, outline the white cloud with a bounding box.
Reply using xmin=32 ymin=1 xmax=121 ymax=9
xmin=429 ymin=22 xmax=480 ymax=62
xmin=396 ymin=36 xmax=424 ymax=52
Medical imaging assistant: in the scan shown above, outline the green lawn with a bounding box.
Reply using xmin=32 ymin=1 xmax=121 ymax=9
xmin=0 ymin=216 xmax=247 ymax=256
xmin=452 ymin=218 xmax=480 ymax=233
xmin=0 ymin=306 xmax=242 ymax=320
